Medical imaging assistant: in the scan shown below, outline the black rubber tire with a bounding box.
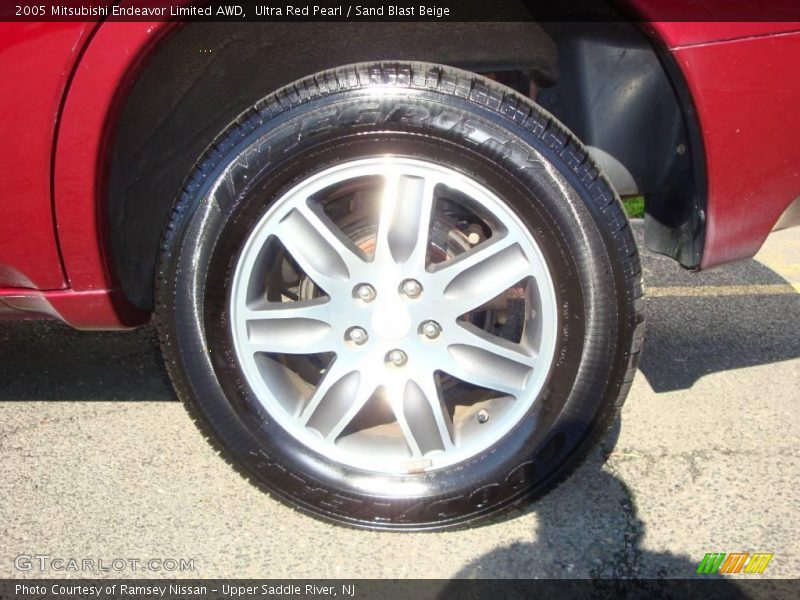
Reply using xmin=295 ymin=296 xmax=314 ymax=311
xmin=155 ymin=62 xmax=645 ymax=530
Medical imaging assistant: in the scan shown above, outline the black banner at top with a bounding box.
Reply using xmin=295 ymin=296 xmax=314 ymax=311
xmin=3 ymin=0 xmax=800 ymax=22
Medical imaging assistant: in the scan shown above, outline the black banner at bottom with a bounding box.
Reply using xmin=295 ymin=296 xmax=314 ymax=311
xmin=1 ymin=579 xmax=799 ymax=600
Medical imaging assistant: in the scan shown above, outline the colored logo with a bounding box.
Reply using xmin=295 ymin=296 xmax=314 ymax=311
xmin=696 ymin=552 xmax=773 ymax=574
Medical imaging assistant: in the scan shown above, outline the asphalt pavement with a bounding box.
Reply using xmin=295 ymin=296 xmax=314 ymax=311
xmin=1 ymin=223 xmax=798 ymax=580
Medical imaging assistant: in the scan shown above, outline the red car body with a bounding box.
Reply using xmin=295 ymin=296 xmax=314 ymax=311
xmin=1 ymin=7 xmax=799 ymax=329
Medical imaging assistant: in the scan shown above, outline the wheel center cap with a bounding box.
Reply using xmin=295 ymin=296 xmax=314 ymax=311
xmin=371 ymin=303 xmax=412 ymax=341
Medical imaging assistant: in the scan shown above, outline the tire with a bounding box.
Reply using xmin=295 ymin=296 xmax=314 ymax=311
xmin=155 ymin=62 xmax=644 ymax=530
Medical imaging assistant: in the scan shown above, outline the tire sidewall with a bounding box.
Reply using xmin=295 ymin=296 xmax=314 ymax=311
xmin=163 ymin=84 xmax=626 ymax=529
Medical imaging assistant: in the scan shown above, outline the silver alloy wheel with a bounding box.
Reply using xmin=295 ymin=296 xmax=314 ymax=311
xmin=230 ymin=157 xmax=558 ymax=474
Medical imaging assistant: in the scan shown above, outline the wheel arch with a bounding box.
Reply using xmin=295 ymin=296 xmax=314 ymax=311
xmin=537 ymin=20 xmax=707 ymax=270
xmin=61 ymin=16 xmax=705 ymax=316
xmin=105 ymin=21 xmax=559 ymax=310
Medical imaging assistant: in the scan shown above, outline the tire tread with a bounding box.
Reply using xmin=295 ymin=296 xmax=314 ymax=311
xmin=155 ymin=62 xmax=645 ymax=530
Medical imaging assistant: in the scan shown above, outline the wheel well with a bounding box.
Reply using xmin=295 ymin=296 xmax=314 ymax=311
xmin=108 ymin=22 xmax=557 ymax=309
xmin=537 ymin=20 xmax=706 ymax=270
xmin=108 ymin=17 xmax=704 ymax=311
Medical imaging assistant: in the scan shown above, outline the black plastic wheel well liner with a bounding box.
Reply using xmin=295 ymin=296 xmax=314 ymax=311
xmin=537 ymin=20 xmax=706 ymax=269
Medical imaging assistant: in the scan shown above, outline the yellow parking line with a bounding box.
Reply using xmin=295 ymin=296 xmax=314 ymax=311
xmin=648 ymin=284 xmax=799 ymax=297
xmin=754 ymin=227 xmax=800 ymax=284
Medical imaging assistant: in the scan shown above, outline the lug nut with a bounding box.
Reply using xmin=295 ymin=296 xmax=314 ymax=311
xmin=354 ymin=283 xmax=376 ymax=302
xmin=477 ymin=409 xmax=490 ymax=424
xmin=346 ymin=327 xmax=368 ymax=345
xmin=387 ymin=349 xmax=408 ymax=367
xmin=400 ymin=279 xmax=422 ymax=299
xmin=420 ymin=320 xmax=441 ymax=339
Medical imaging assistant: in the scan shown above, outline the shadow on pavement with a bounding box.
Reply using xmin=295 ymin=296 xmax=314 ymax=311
xmin=442 ymin=421 xmax=746 ymax=592
xmin=0 ymin=320 xmax=175 ymax=401
xmin=637 ymin=258 xmax=800 ymax=393
xmin=630 ymin=219 xmax=800 ymax=393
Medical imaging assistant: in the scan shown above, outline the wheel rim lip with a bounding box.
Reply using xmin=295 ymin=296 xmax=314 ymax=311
xmin=229 ymin=156 xmax=559 ymax=474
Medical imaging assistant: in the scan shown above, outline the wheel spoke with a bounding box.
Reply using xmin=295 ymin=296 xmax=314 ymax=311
xmin=444 ymin=324 xmax=536 ymax=396
xmin=432 ymin=236 xmax=534 ymax=314
xmin=305 ymin=369 xmax=376 ymax=441
xmin=276 ymin=205 xmax=364 ymax=295
xmin=299 ymin=358 xmax=354 ymax=423
xmin=401 ymin=376 xmax=455 ymax=455
xmin=243 ymin=300 xmax=336 ymax=355
xmin=384 ymin=381 xmax=422 ymax=457
xmin=373 ymin=174 xmax=434 ymax=268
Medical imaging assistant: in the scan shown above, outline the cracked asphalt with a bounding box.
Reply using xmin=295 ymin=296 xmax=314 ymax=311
xmin=0 ymin=224 xmax=798 ymax=580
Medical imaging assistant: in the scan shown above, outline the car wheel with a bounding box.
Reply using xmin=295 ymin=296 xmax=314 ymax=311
xmin=155 ymin=62 xmax=644 ymax=530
